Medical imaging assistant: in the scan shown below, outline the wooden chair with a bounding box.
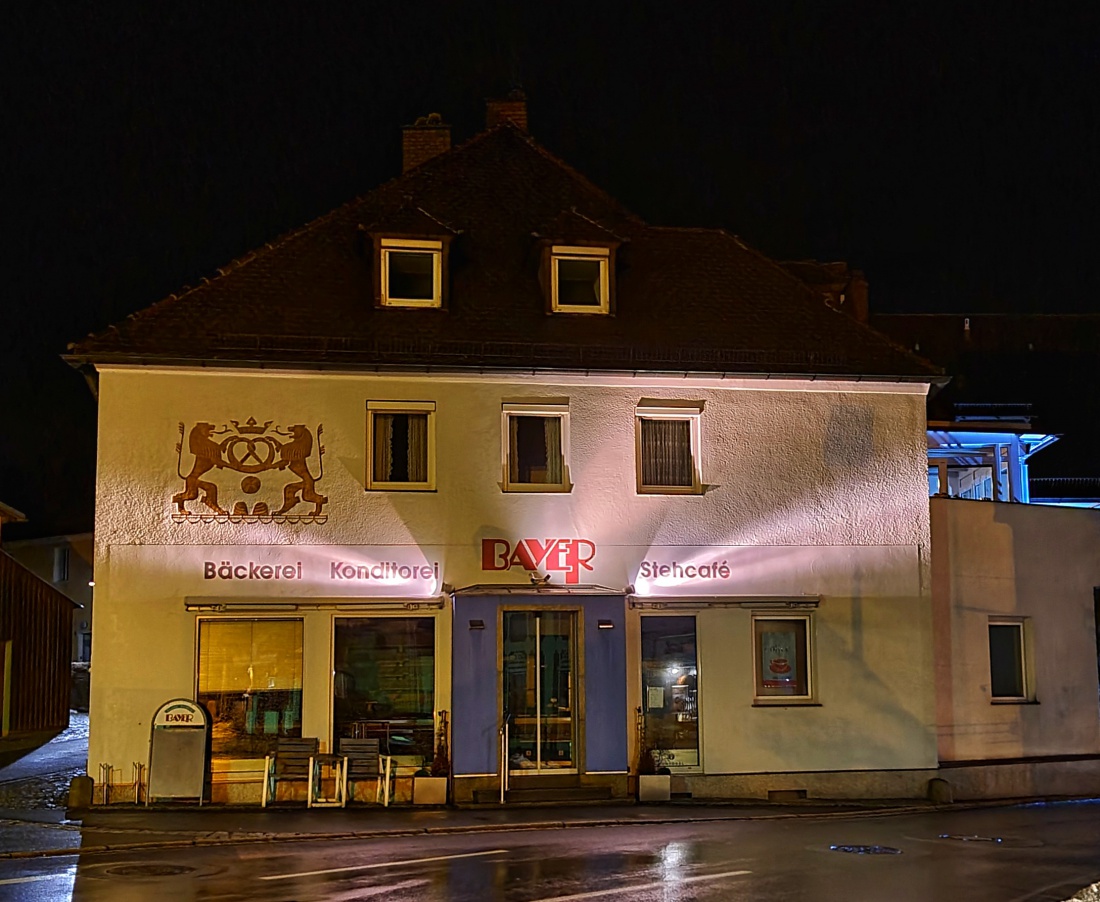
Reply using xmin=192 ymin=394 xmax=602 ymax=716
xmin=338 ymin=738 xmax=393 ymax=807
xmin=261 ymin=737 xmax=319 ymax=807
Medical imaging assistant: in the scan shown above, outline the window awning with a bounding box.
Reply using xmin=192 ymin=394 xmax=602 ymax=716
xmin=452 ymin=583 xmax=627 ymax=597
xmin=184 ymin=596 xmax=446 ymax=612
xmin=629 ymin=595 xmax=821 ymax=610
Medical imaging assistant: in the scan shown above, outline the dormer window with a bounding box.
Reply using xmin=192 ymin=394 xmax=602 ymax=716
xmin=380 ymin=238 xmax=443 ymax=308
xmin=550 ymin=245 xmax=610 ymax=314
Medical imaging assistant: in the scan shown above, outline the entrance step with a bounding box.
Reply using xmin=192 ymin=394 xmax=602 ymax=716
xmin=473 ymin=784 xmax=614 ymax=804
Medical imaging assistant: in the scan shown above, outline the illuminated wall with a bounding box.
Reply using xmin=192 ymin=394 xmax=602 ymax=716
xmin=89 ymin=365 xmax=935 ymax=787
xmin=932 ymin=497 xmax=1100 ymax=762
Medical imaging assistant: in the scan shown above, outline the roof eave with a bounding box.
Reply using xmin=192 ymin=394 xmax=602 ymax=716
xmin=64 ymin=352 xmax=943 ymax=384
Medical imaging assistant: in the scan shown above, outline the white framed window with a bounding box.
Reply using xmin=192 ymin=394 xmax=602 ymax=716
xmin=502 ymin=403 xmax=570 ymax=492
xmin=380 ymin=238 xmax=443 ymax=307
xmin=550 ymin=245 xmax=610 ymax=314
xmin=988 ymin=619 xmax=1032 ymax=702
xmin=635 ymin=402 xmax=703 ymax=494
xmin=367 ymin=401 xmax=436 ymax=491
xmin=752 ymin=615 xmax=814 ymax=704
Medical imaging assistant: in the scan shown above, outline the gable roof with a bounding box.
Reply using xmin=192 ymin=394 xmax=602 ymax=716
xmin=67 ymin=124 xmax=940 ymax=381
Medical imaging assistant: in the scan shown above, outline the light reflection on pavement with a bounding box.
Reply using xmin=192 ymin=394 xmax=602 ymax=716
xmin=0 ymin=713 xmax=89 ymax=810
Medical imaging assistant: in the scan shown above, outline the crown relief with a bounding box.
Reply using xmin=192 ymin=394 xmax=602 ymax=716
xmin=172 ymin=418 xmax=328 ymax=524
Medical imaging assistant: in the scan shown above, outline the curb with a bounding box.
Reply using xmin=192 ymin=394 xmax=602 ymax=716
xmin=0 ymin=804 xmax=949 ymax=861
xmin=2 ymin=795 xmax=1094 ymax=861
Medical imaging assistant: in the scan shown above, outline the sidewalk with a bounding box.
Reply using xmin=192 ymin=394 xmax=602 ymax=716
xmin=0 ymin=718 xmax=1057 ymax=863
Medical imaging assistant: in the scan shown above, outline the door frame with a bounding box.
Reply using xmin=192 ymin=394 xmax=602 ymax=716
xmin=498 ymin=604 xmax=585 ymax=776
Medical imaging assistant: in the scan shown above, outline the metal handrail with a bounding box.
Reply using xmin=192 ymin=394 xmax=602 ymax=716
xmin=499 ymin=713 xmax=510 ymax=804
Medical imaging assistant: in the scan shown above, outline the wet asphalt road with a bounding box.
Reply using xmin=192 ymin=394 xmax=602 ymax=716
xmin=2 ymin=801 xmax=1100 ymax=901
xmin=3 ymin=721 xmax=1100 ymax=900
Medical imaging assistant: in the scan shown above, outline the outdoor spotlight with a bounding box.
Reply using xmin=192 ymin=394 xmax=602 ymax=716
xmin=597 ymin=619 xmax=614 ymax=630
xmin=468 ymin=619 xmax=485 ymax=630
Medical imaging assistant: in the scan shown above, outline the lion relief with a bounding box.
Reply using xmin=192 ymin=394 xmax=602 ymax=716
xmin=173 ymin=417 xmax=327 ymax=522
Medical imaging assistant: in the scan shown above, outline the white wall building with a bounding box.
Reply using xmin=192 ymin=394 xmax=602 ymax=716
xmin=68 ymin=97 xmax=946 ymax=804
xmin=931 ymin=497 xmax=1100 ymax=799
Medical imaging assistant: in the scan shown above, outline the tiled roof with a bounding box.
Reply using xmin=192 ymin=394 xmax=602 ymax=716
xmin=68 ymin=125 xmax=940 ymax=380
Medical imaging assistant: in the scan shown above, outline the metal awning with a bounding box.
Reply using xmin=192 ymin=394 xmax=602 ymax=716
xmin=452 ymin=583 xmax=628 ymax=596
xmin=184 ymin=596 xmax=446 ymax=612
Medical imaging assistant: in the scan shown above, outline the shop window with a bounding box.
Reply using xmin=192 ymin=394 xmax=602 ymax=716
xmin=333 ymin=618 xmax=436 ymax=764
xmin=989 ymin=620 xmax=1030 ymax=701
xmin=753 ymin=615 xmax=813 ymax=702
xmin=366 ymin=401 xmax=436 ymax=490
xmin=379 ymin=238 xmax=443 ymax=307
xmin=640 ymin=616 xmax=699 ymax=770
xmin=635 ymin=402 xmax=703 ymax=494
xmin=197 ymin=619 xmax=303 ymax=758
xmin=502 ymin=403 xmax=570 ymax=492
xmin=549 ymin=245 xmax=610 ymax=314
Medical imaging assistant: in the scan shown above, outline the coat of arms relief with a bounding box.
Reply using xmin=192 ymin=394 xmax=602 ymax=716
xmin=173 ymin=417 xmax=328 ymax=523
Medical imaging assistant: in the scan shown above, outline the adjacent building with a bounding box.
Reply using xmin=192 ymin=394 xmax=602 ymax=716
xmin=68 ymin=97 xmax=962 ymax=804
xmin=5 ymin=533 xmax=94 ymax=663
xmin=0 ymin=502 xmax=77 ymax=737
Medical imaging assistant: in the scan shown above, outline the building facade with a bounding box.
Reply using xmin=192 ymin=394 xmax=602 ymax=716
xmin=931 ymin=497 xmax=1100 ymax=798
xmin=69 ymin=98 xmax=944 ymax=804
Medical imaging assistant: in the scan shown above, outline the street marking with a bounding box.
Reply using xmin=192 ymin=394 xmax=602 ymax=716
xmin=529 ymin=869 xmax=753 ymax=902
xmin=261 ymin=847 xmax=509 ymax=881
xmin=0 ymin=874 xmax=67 ymax=886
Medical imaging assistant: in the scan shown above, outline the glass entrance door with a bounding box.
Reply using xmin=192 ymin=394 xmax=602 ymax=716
xmin=502 ymin=610 xmax=577 ymax=773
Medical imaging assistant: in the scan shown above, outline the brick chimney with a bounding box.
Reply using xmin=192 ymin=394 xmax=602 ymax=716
xmin=402 ymin=113 xmax=451 ymax=173
xmin=846 ymin=270 xmax=869 ymax=323
xmin=486 ymin=89 xmax=528 ymax=132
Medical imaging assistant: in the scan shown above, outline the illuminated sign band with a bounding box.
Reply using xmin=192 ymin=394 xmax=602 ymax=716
xmin=169 ymin=546 xmax=446 ymax=597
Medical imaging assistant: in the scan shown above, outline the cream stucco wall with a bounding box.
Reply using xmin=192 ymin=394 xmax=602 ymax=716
xmin=932 ymin=497 xmax=1100 ymax=762
xmin=89 ymin=366 xmax=935 ymax=790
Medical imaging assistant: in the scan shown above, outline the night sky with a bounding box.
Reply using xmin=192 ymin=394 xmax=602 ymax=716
xmin=4 ymin=3 xmax=1099 ymax=536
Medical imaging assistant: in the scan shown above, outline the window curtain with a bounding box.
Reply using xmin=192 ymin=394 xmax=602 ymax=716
xmin=641 ymin=418 xmax=692 ymax=486
xmin=407 ymin=413 xmax=427 ymax=482
xmin=543 ymin=416 xmax=563 ymax=484
xmin=373 ymin=413 xmax=395 ymax=480
xmin=509 ymin=415 xmax=521 ymax=483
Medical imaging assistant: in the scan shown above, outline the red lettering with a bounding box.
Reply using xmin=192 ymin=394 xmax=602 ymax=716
xmin=524 ymin=539 xmax=556 ymax=569
xmin=482 ymin=537 xmax=597 ymax=582
xmin=563 ymin=540 xmax=596 ymax=584
xmin=482 ymin=539 xmax=510 ymax=570
xmin=508 ymin=540 xmax=539 ymax=571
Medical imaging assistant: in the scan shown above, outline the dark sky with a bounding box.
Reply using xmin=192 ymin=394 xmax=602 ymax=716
xmin=3 ymin=3 xmax=1099 ymax=535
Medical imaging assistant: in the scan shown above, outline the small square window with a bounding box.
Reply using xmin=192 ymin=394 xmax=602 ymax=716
xmin=635 ymin=403 xmax=702 ymax=494
xmin=502 ymin=404 xmax=570 ymax=492
xmin=989 ymin=620 xmax=1030 ymax=701
xmin=753 ymin=616 xmax=813 ymax=702
xmin=550 ymin=246 xmax=610 ymax=314
xmin=367 ymin=401 xmax=436 ymax=490
xmin=380 ymin=239 xmax=443 ymax=307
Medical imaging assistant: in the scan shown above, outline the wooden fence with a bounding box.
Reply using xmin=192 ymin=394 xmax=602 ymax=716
xmin=0 ymin=550 xmax=75 ymax=734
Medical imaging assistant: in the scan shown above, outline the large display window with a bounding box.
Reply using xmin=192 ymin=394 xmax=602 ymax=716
xmin=333 ymin=617 xmax=436 ymax=765
xmin=197 ymin=619 xmax=303 ymax=758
